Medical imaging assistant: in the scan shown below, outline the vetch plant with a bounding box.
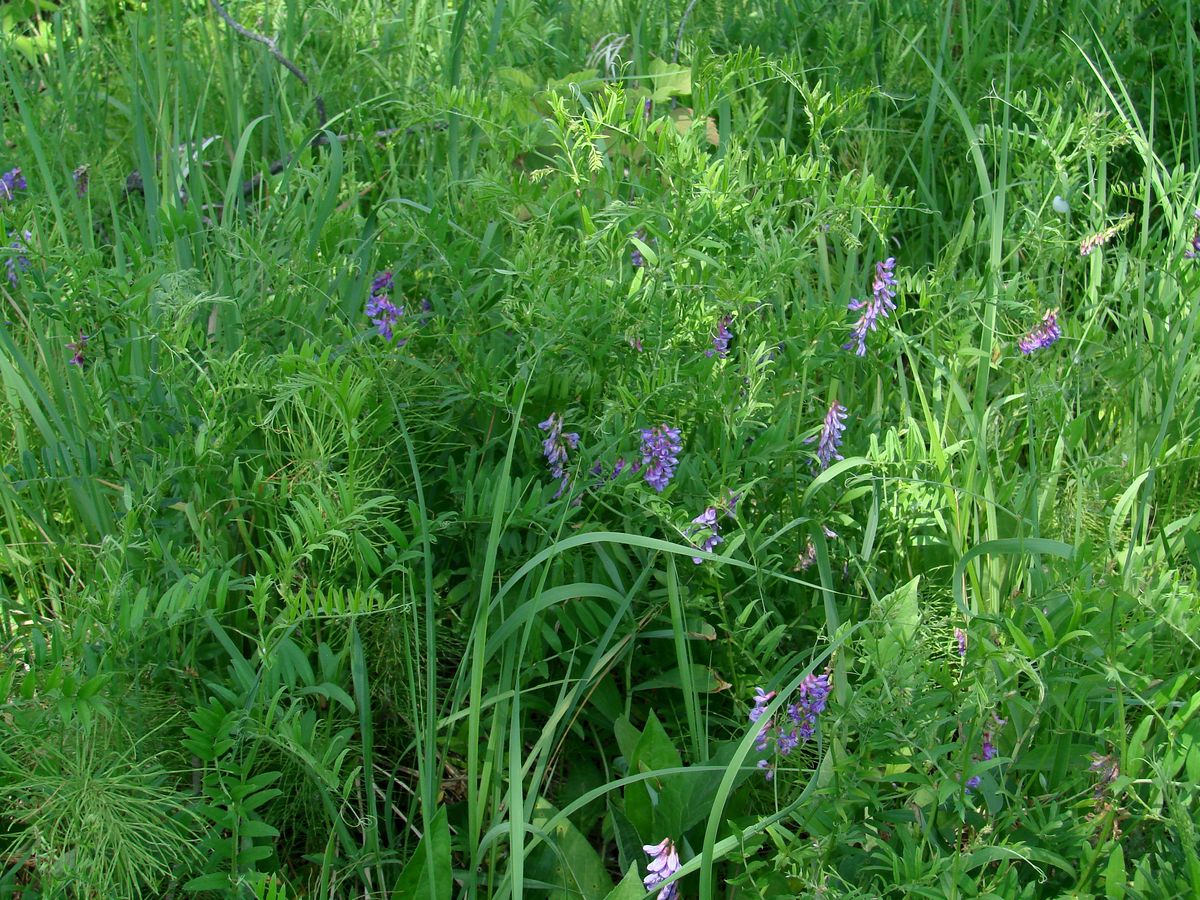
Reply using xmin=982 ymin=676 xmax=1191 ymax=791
xmin=643 ymin=837 xmax=680 ymax=899
xmin=844 ymin=257 xmax=898 ymax=356
xmin=1018 ymin=309 xmax=1061 ymax=354
xmin=640 ymin=424 xmax=682 ymax=491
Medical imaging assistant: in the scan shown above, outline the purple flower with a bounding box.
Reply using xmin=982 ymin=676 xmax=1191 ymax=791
xmin=706 ymin=315 xmax=733 ymax=358
xmin=981 ymin=731 xmax=998 ymax=761
xmin=5 ymin=231 xmax=32 ymax=286
xmin=0 ymin=167 xmax=26 ymax=203
xmin=365 ymin=270 xmax=404 ymax=341
xmin=642 ymin=838 xmax=680 ymax=900
xmin=66 ymin=331 xmax=89 ymax=367
xmin=1186 ymin=210 xmax=1200 ymax=259
xmin=630 ymin=228 xmax=654 ymax=268
xmin=538 ymin=413 xmax=580 ymax=499
xmin=954 ymin=627 xmax=967 ymax=657
xmin=775 ymin=728 xmax=800 ymax=756
xmin=807 ymin=401 xmax=847 ymax=469
xmin=757 ymin=758 xmax=774 ymax=781
xmin=749 ymin=687 xmax=776 ymax=723
xmin=639 ymin=424 xmax=682 ymax=492
xmin=611 ymin=457 xmax=626 ymax=479
xmin=73 ymin=165 xmax=89 ymax=198
xmin=721 ymin=489 xmax=740 ymax=519
xmin=965 ymin=775 xmax=982 ymax=791
xmin=686 ymin=506 xmax=723 ymax=564
xmin=643 ymin=97 xmax=653 ymax=122
xmin=1018 ymin=308 xmax=1061 ymax=354
xmin=843 ymin=257 xmax=898 ymax=356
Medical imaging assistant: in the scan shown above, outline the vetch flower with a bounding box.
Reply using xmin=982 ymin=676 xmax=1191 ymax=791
xmin=686 ymin=506 xmax=723 ymax=564
xmin=365 ymin=270 xmax=404 ymax=341
xmin=538 ymin=413 xmax=580 ymax=499
xmin=66 ymin=331 xmax=89 ymax=367
xmin=1018 ymin=309 xmax=1061 ymax=354
xmin=749 ymin=687 xmax=776 ymax=723
xmin=5 ymin=231 xmax=32 ymax=286
xmin=0 ymin=167 xmax=26 ymax=203
xmin=954 ymin=627 xmax=967 ymax=657
xmin=642 ymin=838 xmax=680 ymax=900
xmin=843 ymin=257 xmax=898 ymax=356
xmin=639 ymin=424 xmax=682 ymax=492
xmin=1185 ymin=210 xmax=1200 ymax=259
xmin=807 ymin=401 xmax=847 ymax=469
xmin=73 ymin=165 xmax=90 ymax=197
xmin=1079 ymin=214 xmax=1133 ymax=256
xmin=706 ymin=315 xmax=733 ymax=358
xmin=630 ymin=228 xmax=648 ymax=267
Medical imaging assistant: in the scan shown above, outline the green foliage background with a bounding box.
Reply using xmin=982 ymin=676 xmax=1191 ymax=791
xmin=1 ymin=0 xmax=1199 ymax=897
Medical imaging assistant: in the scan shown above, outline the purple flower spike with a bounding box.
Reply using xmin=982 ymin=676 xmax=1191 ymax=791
xmin=807 ymin=401 xmax=847 ymax=469
xmin=639 ymin=424 xmax=682 ymax=492
xmin=706 ymin=315 xmax=733 ymax=358
xmin=1018 ymin=308 xmax=1061 ymax=354
xmin=954 ymin=627 xmax=967 ymax=657
xmin=0 ymin=167 xmax=26 ymax=203
xmin=642 ymin=838 xmax=680 ymax=900
xmin=365 ymin=270 xmax=404 ymax=341
xmin=67 ymin=331 xmax=89 ymax=367
xmin=749 ymin=687 xmax=776 ymax=723
xmin=631 ymin=228 xmax=647 ymax=268
xmin=73 ymin=165 xmax=89 ymax=198
xmin=844 ymin=257 xmax=898 ymax=356
xmin=6 ymin=230 xmax=32 ymax=286
xmin=687 ymin=506 xmax=723 ymax=563
xmin=538 ymin=413 xmax=579 ymax=499
xmin=1186 ymin=210 xmax=1200 ymax=259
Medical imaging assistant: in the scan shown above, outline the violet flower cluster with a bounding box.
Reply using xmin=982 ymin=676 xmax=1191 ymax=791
xmin=686 ymin=507 xmax=723 ymax=564
xmin=630 ymin=228 xmax=648 ymax=267
xmin=640 ymin=424 xmax=682 ymax=492
xmin=365 ymin=270 xmax=404 ymax=342
xmin=642 ymin=838 xmax=680 ymax=900
xmin=5 ymin=233 xmax=31 ymax=286
xmin=67 ymin=331 xmax=89 ymax=367
xmin=1018 ymin=309 xmax=1061 ymax=354
xmin=749 ymin=673 xmax=832 ymax=780
xmin=964 ymin=717 xmax=1004 ymax=792
xmin=808 ymin=401 xmax=847 ymax=469
xmin=843 ymin=257 xmax=898 ymax=356
xmin=1186 ymin=210 xmax=1200 ymax=259
xmin=539 ymin=413 xmax=580 ymax=499
xmin=0 ymin=167 xmax=25 ymax=204
xmin=706 ymin=315 xmax=733 ymax=358
xmin=73 ymin=165 xmax=90 ymax=198
xmin=686 ymin=491 xmax=739 ymax=563
xmin=6 ymin=231 xmax=32 ymax=287
xmin=954 ymin=627 xmax=967 ymax=657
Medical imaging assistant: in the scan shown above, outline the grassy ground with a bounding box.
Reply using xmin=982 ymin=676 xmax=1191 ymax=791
xmin=2 ymin=0 xmax=1200 ymax=897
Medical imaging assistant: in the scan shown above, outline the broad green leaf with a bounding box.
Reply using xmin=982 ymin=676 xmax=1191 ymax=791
xmin=603 ymin=863 xmax=648 ymax=900
xmin=392 ymin=806 xmax=452 ymax=900
xmin=647 ymin=58 xmax=692 ymax=101
xmin=527 ymin=800 xmax=614 ymax=900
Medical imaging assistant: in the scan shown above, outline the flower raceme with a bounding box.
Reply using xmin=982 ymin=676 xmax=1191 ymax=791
xmin=1018 ymin=309 xmax=1061 ymax=354
xmin=844 ymin=257 xmax=898 ymax=356
xmin=749 ymin=673 xmax=832 ymax=779
xmin=365 ymin=270 xmax=404 ymax=342
xmin=642 ymin=838 xmax=680 ymax=900
xmin=640 ymin=424 xmax=682 ymax=492
xmin=538 ymin=413 xmax=580 ymax=499
xmin=807 ymin=401 xmax=847 ymax=470
xmin=0 ymin=167 xmax=26 ymax=203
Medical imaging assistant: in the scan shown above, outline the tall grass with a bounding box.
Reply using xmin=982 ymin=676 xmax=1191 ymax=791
xmin=1 ymin=0 xmax=1199 ymax=896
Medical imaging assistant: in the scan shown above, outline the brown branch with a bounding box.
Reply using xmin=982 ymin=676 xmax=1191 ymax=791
xmin=207 ymin=0 xmax=327 ymax=130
